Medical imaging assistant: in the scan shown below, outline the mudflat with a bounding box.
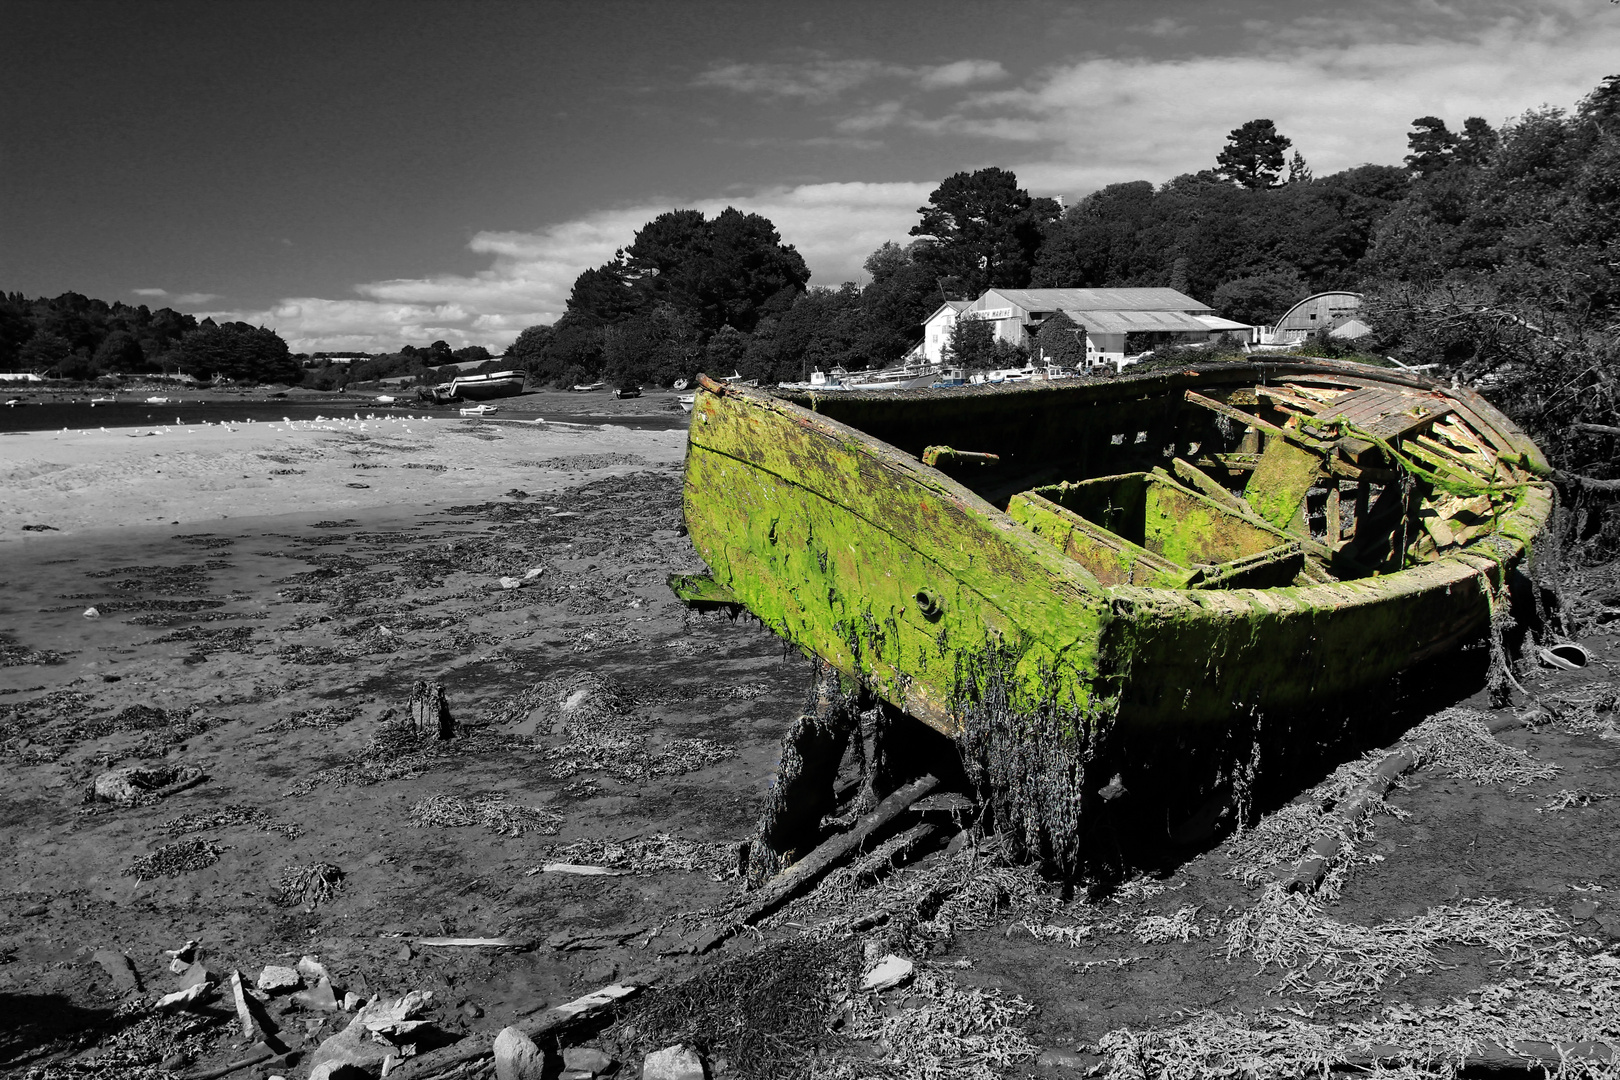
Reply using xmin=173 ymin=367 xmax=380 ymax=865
xmin=3 ymin=413 xmax=1619 ymax=1079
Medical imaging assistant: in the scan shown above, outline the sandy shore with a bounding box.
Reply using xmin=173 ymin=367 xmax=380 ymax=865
xmin=0 ymin=415 xmax=688 ymax=541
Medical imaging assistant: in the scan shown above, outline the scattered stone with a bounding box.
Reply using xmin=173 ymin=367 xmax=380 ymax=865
xmin=461 ymin=1001 xmax=484 ymax=1020
xmin=860 ymin=955 xmax=914 ymax=992
xmin=861 ymin=958 xmax=913 ymax=990
xmin=156 ymin=981 xmax=215 ymax=1013
xmin=230 ymin=970 xmax=257 ymax=1039
xmin=500 ymin=576 xmax=522 ymax=589
xmin=293 ymin=977 xmax=341 ymax=1011
xmin=159 ymin=1052 xmax=190 ymax=1071
xmin=1574 ymin=898 xmax=1600 ymax=922
xmin=563 ymin=1046 xmax=616 ymax=1074
xmin=308 ymin=1015 xmax=392 ymax=1080
xmin=257 ymin=964 xmax=302 ymax=994
xmin=396 ymin=943 xmax=413 ymax=962
xmin=180 ymin=960 xmax=216 ymax=989
xmin=297 ymin=954 xmax=331 ymax=981
xmin=343 ymin=991 xmax=363 ymax=1011
xmin=92 ymin=948 xmax=141 ymax=993
xmin=642 ymin=1044 xmax=705 ymax=1080
xmin=83 ymin=607 xmax=100 ymax=618
xmin=166 ymin=939 xmax=202 ymax=965
xmin=20 ymin=902 xmax=46 ymax=917
xmin=493 ymin=1026 xmax=548 ymax=1080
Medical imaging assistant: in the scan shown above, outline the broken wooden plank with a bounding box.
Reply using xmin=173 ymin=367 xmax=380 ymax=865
xmin=389 ymin=982 xmax=641 ymax=1079
xmin=1184 ymin=390 xmax=1328 ymax=452
xmin=1171 ymin=457 xmax=1252 ymax=515
xmin=1244 ymin=436 xmax=1324 ymax=530
xmin=692 ymin=774 xmax=940 ymax=954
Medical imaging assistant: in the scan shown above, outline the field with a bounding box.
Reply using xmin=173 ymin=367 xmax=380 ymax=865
xmin=2 ymin=410 xmax=1618 ymax=1079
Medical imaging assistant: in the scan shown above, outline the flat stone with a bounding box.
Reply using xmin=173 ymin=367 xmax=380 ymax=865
xmin=292 ymin=977 xmax=341 ymax=1011
xmin=493 ymin=1026 xmax=549 ymax=1080
xmin=92 ymin=949 xmax=141 ymax=993
xmin=180 ymin=960 xmax=216 ymax=989
xmin=562 ymin=1046 xmax=615 ymax=1074
xmin=860 ymin=955 xmax=914 ymax=992
xmin=1573 ymin=898 xmax=1600 ymax=922
xmin=257 ymin=965 xmax=302 ymax=994
xmin=297 ymin=954 xmax=331 ymax=981
xmin=643 ymin=1044 xmax=706 ymax=1080
xmin=308 ymin=1014 xmax=391 ymax=1080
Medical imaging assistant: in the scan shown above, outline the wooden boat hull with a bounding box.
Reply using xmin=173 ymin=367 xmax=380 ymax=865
xmin=450 ymin=373 xmax=526 ymax=400
xmin=676 ymin=360 xmax=1551 ymax=870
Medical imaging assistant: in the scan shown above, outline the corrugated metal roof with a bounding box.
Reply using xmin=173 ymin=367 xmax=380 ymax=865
xmin=981 ymin=288 xmax=1213 ymax=313
xmin=1058 ymin=309 xmax=1215 ymax=334
xmin=1195 ymin=315 xmax=1253 ymax=331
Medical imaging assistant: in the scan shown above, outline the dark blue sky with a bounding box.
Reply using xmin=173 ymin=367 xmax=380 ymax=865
xmin=2 ymin=0 xmax=1613 ymax=351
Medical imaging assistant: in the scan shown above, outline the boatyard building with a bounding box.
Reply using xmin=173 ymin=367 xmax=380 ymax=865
xmin=962 ymin=288 xmax=1251 ymax=369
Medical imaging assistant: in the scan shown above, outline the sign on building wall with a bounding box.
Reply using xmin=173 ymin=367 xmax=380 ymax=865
xmin=974 ymin=307 xmax=1016 ymax=321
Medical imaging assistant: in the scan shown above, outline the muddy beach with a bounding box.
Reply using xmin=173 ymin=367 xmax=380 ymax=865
xmin=3 ymin=416 xmax=1620 ymax=1079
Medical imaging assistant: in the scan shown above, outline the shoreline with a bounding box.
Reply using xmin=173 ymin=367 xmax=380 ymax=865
xmin=0 ymin=413 xmax=688 ymax=542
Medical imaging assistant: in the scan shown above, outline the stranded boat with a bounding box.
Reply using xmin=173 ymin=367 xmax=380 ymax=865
xmin=446 ymin=370 xmax=526 ymax=400
xmin=671 ymin=358 xmax=1552 ymax=872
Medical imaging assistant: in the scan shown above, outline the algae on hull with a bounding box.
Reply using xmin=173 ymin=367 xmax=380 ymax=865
xmin=677 ymin=360 xmax=1552 ymax=874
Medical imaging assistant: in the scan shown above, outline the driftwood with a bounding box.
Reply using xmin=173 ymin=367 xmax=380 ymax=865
xmin=1341 ymin=1037 xmax=1615 ymax=1073
xmin=389 ymin=982 xmax=640 ymax=1079
xmin=694 ymin=774 xmax=940 ymax=954
xmin=1557 ymin=469 xmax=1620 ymax=493
xmin=182 ymin=1044 xmax=287 ymax=1080
xmin=1288 ymin=748 xmax=1419 ymax=893
xmin=1289 ymin=713 xmax=1526 ymax=892
xmin=1574 ymin=422 xmax=1620 ymax=437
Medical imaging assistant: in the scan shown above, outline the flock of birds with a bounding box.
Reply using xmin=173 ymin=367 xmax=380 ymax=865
xmin=47 ymin=413 xmax=441 ymax=436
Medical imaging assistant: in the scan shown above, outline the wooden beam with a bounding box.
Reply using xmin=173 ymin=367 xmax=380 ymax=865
xmin=691 ymin=774 xmax=940 ymax=954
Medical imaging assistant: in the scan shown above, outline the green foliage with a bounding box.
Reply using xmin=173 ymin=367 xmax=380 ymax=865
xmin=910 ymin=168 xmax=1060 ymax=298
xmin=1215 ymin=119 xmax=1293 ymax=189
xmin=1211 ymin=270 xmax=1308 ymax=326
xmin=93 ymin=329 xmax=146 ymax=371
xmin=177 ymin=321 xmax=298 ymax=384
xmin=1034 ymin=311 xmax=1087 ymax=369
xmin=945 ymin=313 xmax=997 ymax=369
xmin=0 ymin=292 xmax=196 ymax=374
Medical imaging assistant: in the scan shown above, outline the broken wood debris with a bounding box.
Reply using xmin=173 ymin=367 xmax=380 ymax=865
xmin=691 ymin=773 xmax=939 ymax=954
xmin=388 ymin=982 xmax=641 ymax=1079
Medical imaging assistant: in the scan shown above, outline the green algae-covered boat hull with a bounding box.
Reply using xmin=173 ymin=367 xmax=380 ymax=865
xmin=677 ymin=360 xmax=1551 ymax=870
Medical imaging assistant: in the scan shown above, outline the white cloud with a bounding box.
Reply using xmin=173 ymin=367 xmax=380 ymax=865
xmin=205 ymin=182 xmax=933 ymax=353
xmin=937 ymin=3 xmax=1620 ymax=195
xmin=204 ymin=2 xmax=1619 ymax=353
xmin=131 ymin=287 xmax=222 ymax=305
xmin=916 ymin=59 xmax=1007 ymax=90
xmin=695 ymin=55 xmax=1007 ymax=100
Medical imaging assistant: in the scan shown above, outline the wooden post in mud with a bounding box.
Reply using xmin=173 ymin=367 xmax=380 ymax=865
xmin=406 ymin=680 xmax=454 ymax=740
xmin=747 ymin=660 xmax=863 ymax=887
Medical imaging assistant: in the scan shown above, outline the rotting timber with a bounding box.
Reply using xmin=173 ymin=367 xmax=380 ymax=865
xmin=670 ymin=359 xmax=1553 ymax=876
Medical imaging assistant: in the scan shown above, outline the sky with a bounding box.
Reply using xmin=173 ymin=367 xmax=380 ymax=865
xmin=2 ymin=0 xmax=1617 ymax=354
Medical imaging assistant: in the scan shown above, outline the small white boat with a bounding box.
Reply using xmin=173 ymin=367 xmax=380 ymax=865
xmin=571 ymin=381 xmax=605 ymax=392
xmin=145 ymin=396 xmax=172 ymax=404
xmin=460 ymin=403 xmax=500 ymax=417
xmin=90 ymin=396 xmax=116 ymax=404
xmin=679 ymin=394 xmax=696 ymax=413
xmin=4 ymin=399 xmax=18 ymax=408
xmin=376 ymin=395 xmax=396 ymax=404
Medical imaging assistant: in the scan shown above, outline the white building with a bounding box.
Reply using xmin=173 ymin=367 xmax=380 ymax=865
xmin=1263 ymin=291 xmax=1365 ymax=345
xmin=915 ymin=300 xmax=972 ymax=364
xmin=961 ymin=288 xmax=1245 ymax=369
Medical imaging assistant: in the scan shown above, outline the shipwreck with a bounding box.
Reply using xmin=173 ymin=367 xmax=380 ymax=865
xmin=670 ymin=359 xmax=1552 ymax=874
